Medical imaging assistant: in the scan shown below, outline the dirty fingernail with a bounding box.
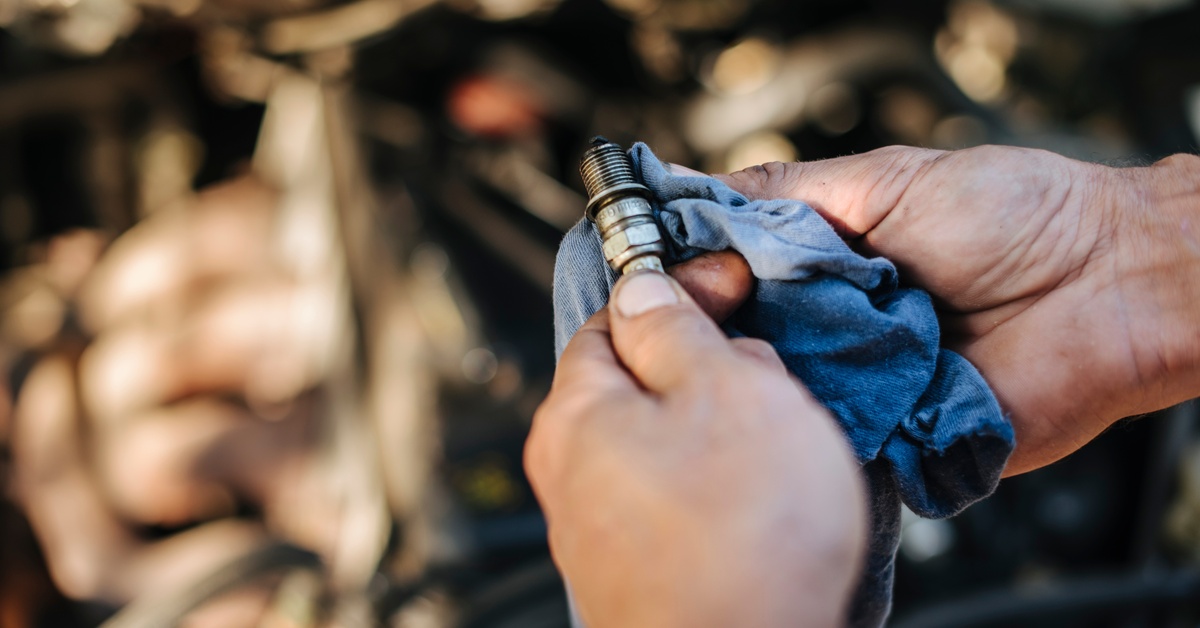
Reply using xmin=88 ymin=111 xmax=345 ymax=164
xmin=615 ymin=271 xmax=680 ymax=318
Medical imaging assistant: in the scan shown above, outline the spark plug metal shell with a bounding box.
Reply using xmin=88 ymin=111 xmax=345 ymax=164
xmin=579 ymin=138 xmax=667 ymax=274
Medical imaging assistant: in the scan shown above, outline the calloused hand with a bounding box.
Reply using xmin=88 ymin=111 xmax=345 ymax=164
xmin=706 ymin=147 xmax=1200 ymax=475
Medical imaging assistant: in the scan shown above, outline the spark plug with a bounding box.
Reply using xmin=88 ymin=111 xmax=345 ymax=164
xmin=579 ymin=137 xmax=667 ymax=274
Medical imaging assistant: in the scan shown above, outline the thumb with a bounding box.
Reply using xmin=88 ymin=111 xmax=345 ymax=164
xmin=608 ymin=270 xmax=737 ymax=393
xmin=714 ymin=146 xmax=944 ymax=237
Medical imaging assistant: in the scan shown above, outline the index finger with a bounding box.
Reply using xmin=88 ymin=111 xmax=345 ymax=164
xmin=714 ymin=146 xmax=943 ymax=238
xmin=552 ymin=308 xmax=640 ymax=398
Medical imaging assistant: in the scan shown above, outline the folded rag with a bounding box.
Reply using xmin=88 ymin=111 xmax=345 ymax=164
xmin=551 ymin=143 xmax=1015 ymax=627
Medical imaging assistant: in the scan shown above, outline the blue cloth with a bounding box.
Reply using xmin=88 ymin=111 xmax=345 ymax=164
xmin=552 ymin=143 xmax=1015 ymax=627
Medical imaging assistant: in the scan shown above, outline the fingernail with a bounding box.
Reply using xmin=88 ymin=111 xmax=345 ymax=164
xmin=665 ymin=163 xmax=708 ymax=178
xmin=615 ymin=271 xmax=680 ymax=318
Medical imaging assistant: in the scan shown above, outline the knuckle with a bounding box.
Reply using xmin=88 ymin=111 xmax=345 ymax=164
xmin=1155 ymin=152 xmax=1200 ymax=172
xmin=525 ymin=394 xmax=595 ymax=491
xmin=527 ymin=398 xmax=570 ymax=453
xmin=870 ymin=144 xmax=919 ymax=159
xmin=960 ymin=144 xmax=1013 ymax=161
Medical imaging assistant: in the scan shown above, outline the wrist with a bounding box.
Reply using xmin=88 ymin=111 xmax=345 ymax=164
xmin=1108 ymin=153 xmax=1200 ymax=408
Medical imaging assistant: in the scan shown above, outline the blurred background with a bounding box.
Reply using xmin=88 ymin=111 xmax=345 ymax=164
xmin=0 ymin=0 xmax=1199 ymax=626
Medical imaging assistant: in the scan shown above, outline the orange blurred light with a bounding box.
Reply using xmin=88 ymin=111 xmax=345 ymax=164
xmin=448 ymin=75 xmax=545 ymax=139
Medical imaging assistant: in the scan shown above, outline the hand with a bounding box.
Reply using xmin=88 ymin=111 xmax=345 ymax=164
xmin=525 ymin=255 xmax=866 ymax=628
xmin=9 ymin=175 xmax=350 ymax=624
xmin=713 ymin=147 xmax=1200 ymax=475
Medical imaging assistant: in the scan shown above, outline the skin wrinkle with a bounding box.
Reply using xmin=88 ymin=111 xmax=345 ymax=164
xmin=729 ymin=163 xmax=776 ymax=200
xmin=1110 ymin=163 xmax=1194 ymax=404
xmin=1054 ymin=160 xmax=1115 ymax=277
xmin=977 ymin=213 xmax=1042 ymax=304
xmin=1054 ymin=168 xmax=1110 ymax=291
xmin=894 ymin=149 xmax=1083 ymax=315
xmin=990 ymin=169 xmax=1073 ymax=303
xmin=1114 ymin=268 xmax=1160 ymax=412
xmin=857 ymin=171 xmax=899 ymax=246
xmin=1084 ymin=166 xmax=1149 ymax=408
xmin=839 ymin=159 xmax=890 ymax=234
xmin=873 ymin=151 xmax=984 ymax=298
xmin=871 ymin=148 xmax=941 ymax=229
xmin=1121 ymin=205 xmax=1168 ymax=383
xmin=978 ymin=153 xmax=1074 ymax=301
xmin=1023 ymin=162 xmax=1079 ymax=273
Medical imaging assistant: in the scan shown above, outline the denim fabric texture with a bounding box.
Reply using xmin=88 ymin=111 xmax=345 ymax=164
xmin=551 ymin=143 xmax=1015 ymax=627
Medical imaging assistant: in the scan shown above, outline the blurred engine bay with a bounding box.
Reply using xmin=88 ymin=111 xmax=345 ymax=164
xmin=1 ymin=0 xmax=1200 ymax=626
